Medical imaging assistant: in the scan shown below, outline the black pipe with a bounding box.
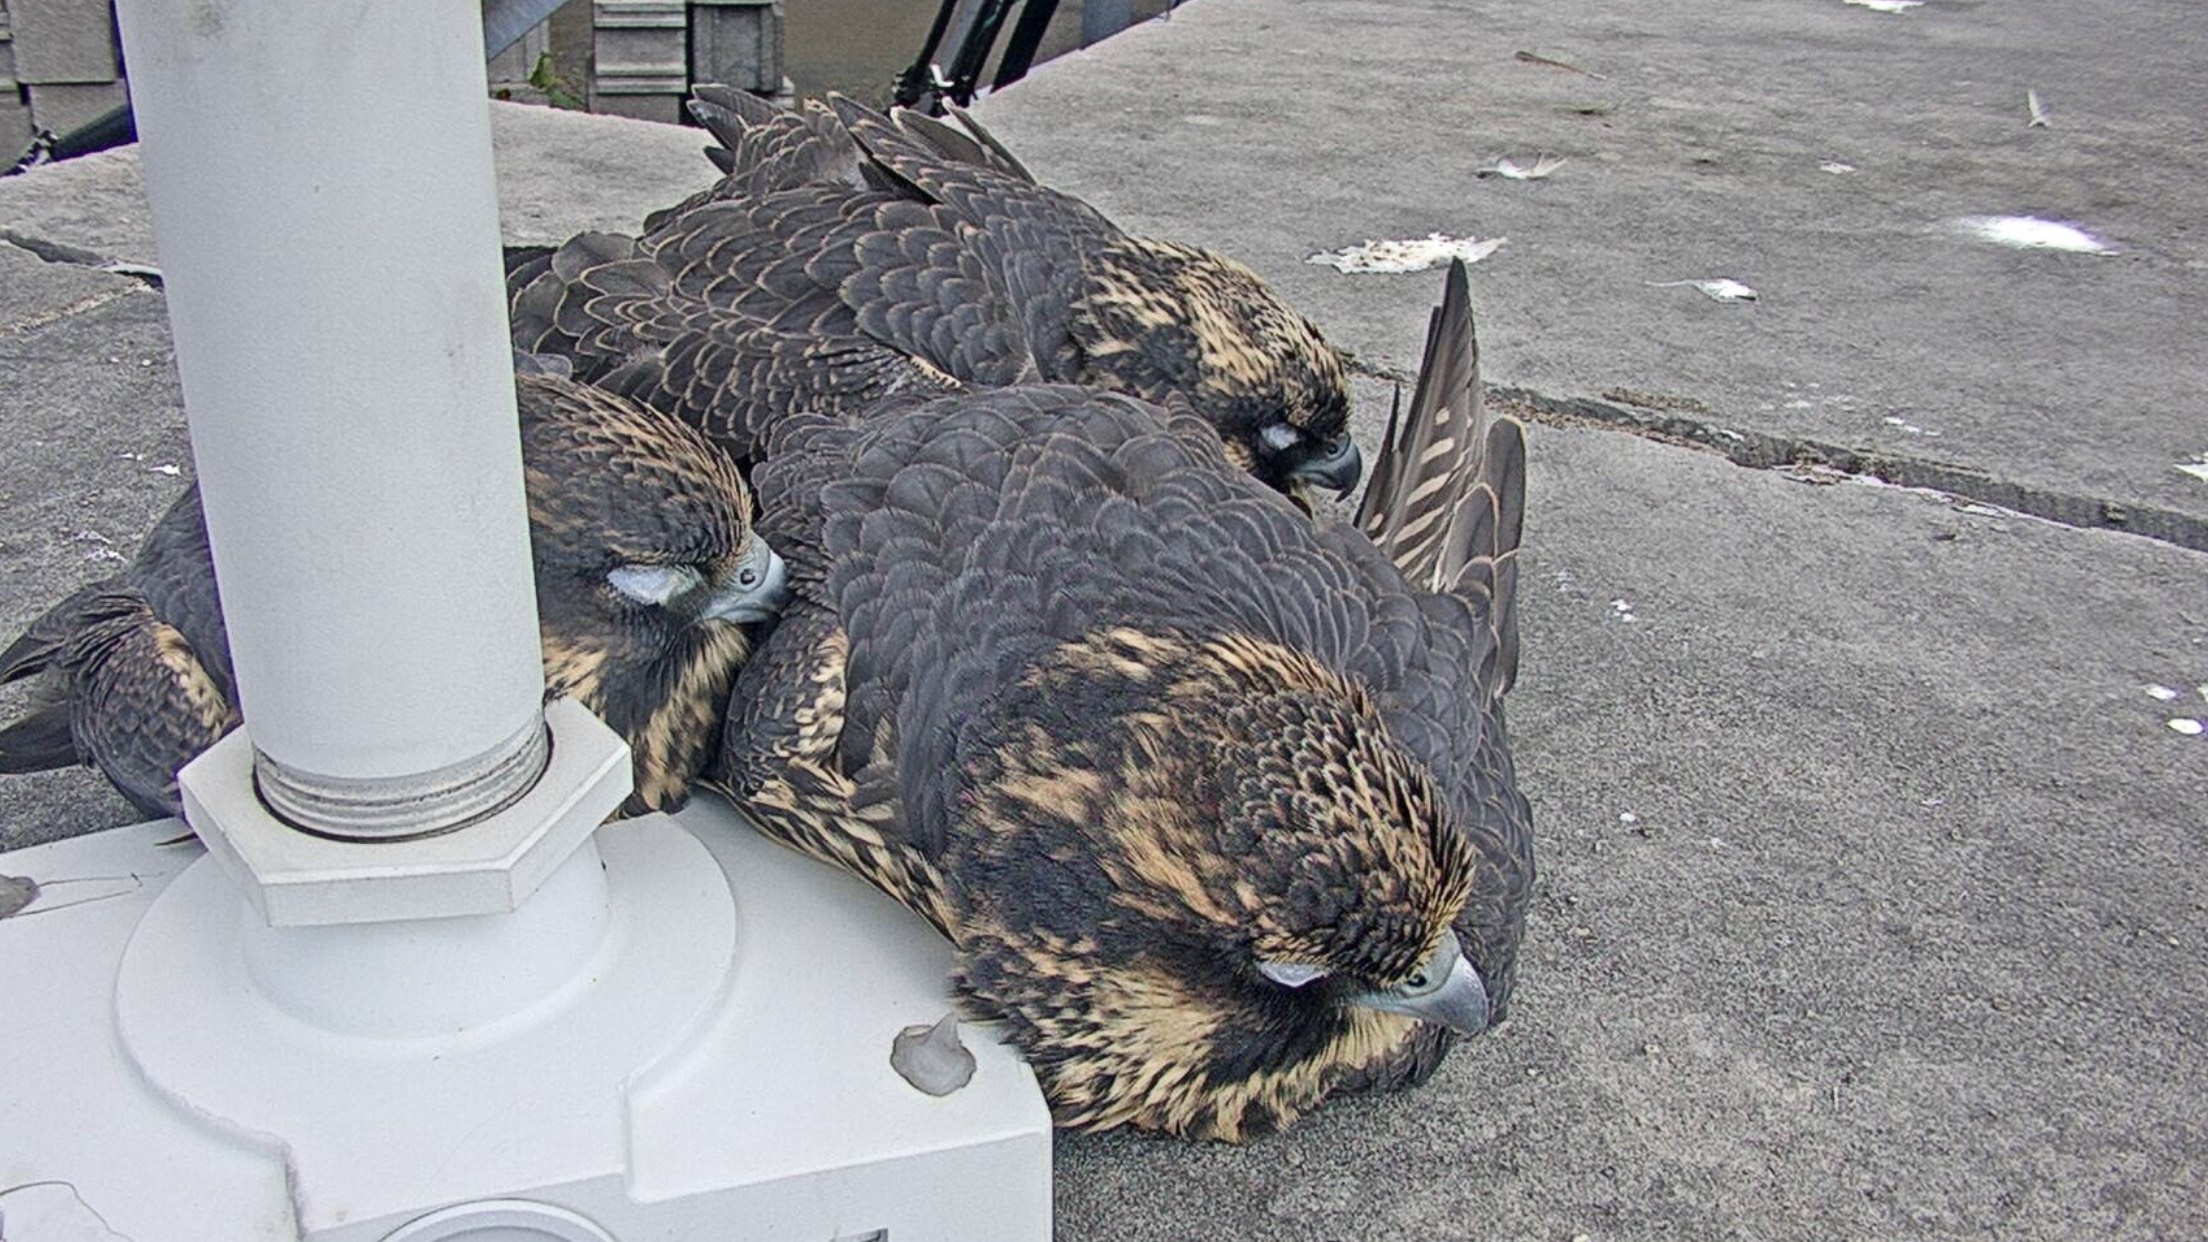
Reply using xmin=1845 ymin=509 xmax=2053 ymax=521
xmin=50 ymin=103 xmax=138 ymax=161
xmin=991 ymin=0 xmax=1063 ymax=93
xmin=939 ymin=0 xmax=1019 ymax=110
xmin=892 ymin=0 xmax=965 ymax=109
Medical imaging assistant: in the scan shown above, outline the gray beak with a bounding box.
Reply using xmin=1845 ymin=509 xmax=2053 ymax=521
xmin=702 ymin=537 xmax=790 ymax=625
xmin=1290 ymin=435 xmax=1364 ymax=498
xmin=1355 ymin=930 xmax=1491 ymax=1036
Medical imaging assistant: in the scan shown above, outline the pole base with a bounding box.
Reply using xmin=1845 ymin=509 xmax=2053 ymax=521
xmin=0 ymin=800 xmax=1052 ymax=1241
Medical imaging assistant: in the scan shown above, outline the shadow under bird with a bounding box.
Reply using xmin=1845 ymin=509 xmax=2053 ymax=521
xmin=0 ymin=372 xmax=789 ymax=821
xmin=712 ymin=260 xmax=1533 ymax=1140
xmin=507 ymin=87 xmax=1364 ymax=505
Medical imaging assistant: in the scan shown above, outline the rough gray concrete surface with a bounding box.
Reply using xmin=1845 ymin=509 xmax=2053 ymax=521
xmin=2 ymin=2 xmax=2205 ymax=1238
xmin=1056 ymin=417 xmax=2208 ymax=1241
xmin=978 ymin=0 xmax=2208 ymax=548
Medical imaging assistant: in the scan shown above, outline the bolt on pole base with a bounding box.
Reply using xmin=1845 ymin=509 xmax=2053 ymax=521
xmin=0 ymin=799 xmax=1053 ymax=1241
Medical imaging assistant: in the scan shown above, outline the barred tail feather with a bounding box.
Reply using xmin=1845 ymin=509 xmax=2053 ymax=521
xmin=1354 ymin=259 xmax=1525 ymax=694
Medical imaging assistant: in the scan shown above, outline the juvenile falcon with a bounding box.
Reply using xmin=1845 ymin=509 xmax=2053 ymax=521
xmin=713 ymin=261 xmax=1532 ymax=1140
xmin=0 ymin=371 xmax=789 ymax=821
xmin=507 ymin=88 xmax=1362 ymax=504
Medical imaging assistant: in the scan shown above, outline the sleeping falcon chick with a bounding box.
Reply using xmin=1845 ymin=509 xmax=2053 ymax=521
xmin=507 ymin=87 xmax=1361 ymax=504
xmin=0 ymin=372 xmax=788 ymax=821
xmin=713 ymin=261 xmax=1531 ymax=1140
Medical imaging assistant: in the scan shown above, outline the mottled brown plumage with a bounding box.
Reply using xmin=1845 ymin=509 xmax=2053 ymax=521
xmin=0 ymin=373 xmax=786 ymax=820
xmin=713 ymin=262 xmax=1531 ymax=1140
xmin=506 ymin=88 xmax=1361 ymax=500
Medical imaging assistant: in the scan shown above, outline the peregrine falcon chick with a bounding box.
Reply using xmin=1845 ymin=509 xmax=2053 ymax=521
xmin=714 ymin=261 xmax=1531 ymax=1140
xmin=508 ymin=87 xmax=1361 ymax=503
xmin=0 ymin=373 xmax=788 ymax=821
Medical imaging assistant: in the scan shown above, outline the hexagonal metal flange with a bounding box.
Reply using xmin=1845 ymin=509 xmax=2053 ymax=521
xmin=178 ymin=697 xmax=632 ymax=927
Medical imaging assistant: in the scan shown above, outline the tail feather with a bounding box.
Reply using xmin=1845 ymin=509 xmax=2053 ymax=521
xmin=688 ymin=84 xmax=803 ymax=164
xmin=941 ymin=102 xmax=1038 ymax=183
xmin=0 ymin=631 xmax=56 ymax=686
xmin=0 ymin=583 xmax=101 ymax=685
xmin=671 ymin=88 xmax=1031 ymax=216
xmin=896 ymin=105 xmax=1037 ymax=184
xmin=1441 ymin=417 xmax=1525 ymax=695
xmin=0 ymin=687 xmax=77 ymax=774
xmin=645 ymin=88 xmax=867 ymax=232
xmin=824 ymin=94 xmax=936 ymax=201
xmin=1356 ymin=259 xmax=1480 ymax=588
xmin=1354 ymin=259 xmax=1526 ymax=694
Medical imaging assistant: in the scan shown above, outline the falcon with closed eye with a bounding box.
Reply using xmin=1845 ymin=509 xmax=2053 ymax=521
xmin=711 ymin=260 xmax=1531 ymax=1140
xmin=507 ymin=87 xmax=1362 ymax=506
xmin=0 ymin=372 xmax=789 ymax=821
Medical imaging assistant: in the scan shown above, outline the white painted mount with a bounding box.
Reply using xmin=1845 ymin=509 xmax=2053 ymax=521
xmin=0 ymin=798 xmax=1053 ymax=1241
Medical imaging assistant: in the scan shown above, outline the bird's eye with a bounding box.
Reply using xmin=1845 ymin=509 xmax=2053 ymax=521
xmin=1260 ymin=424 xmax=1303 ymax=453
xmin=1398 ymin=930 xmax=1463 ymax=997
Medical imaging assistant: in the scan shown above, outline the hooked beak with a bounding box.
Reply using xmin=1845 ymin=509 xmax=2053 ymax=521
xmin=701 ymin=537 xmax=791 ymax=625
xmin=1289 ymin=435 xmax=1364 ymax=498
xmin=1354 ymin=931 xmax=1491 ymax=1036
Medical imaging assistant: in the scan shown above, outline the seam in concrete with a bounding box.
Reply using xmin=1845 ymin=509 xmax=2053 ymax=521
xmin=1 ymin=228 xmax=164 ymax=287
xmin=1347 ymin=357 xmax=2208 ymax=555
xmin=11 ymin=226 xmax=2202 ymax=555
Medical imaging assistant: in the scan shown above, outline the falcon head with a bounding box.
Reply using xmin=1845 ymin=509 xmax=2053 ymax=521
xmin=520 ymin=374 xmax=789 ymax=815
xmin=1072 ymin=240 xmax=1360 ymax=503
xmin=951 ymin=626 xmax=1484 ymax=1141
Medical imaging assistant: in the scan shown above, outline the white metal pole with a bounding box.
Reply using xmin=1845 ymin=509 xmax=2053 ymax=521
xmin=113 ymin=0 xmax=548 ymax=838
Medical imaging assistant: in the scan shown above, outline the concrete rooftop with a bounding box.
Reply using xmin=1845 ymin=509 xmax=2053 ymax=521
xmin=2 ymin=0 xmax=2204 ymax=1237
